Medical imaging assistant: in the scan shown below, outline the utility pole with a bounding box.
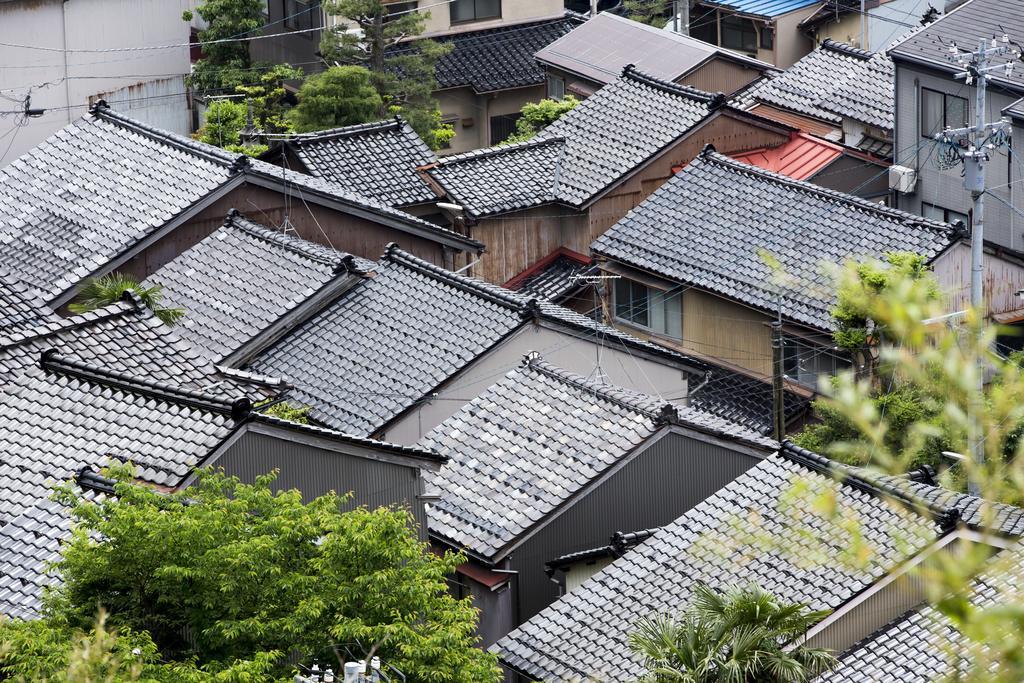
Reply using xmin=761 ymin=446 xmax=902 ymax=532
xmin=771 ymin=304 xmax=785 ymax=443
xmin=590 ymin=0 xmax=598 ymax=17
xmin=934 ymin=35 xmax=1018 ymax=495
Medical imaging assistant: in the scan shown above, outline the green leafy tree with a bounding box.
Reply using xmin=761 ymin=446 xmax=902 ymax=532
xmin=184 ymin=0 xmax=266 ymax=93
xmin=69 ymin=273 xmax=183 ymax=327
xmin=802 ymin=256 xmax=1024 ymax=681
xmin=193 ymin=99 xmax=267 ymax=156
xmin=289 ymin=66 xmax=384 ymax=133
xmin=258 ymin=400 xmax=311 ymax=424
xmin=502 ymin=96 xmax=579 ymax=145
xmin=792 ymin=252 xmax=951 ymax=468
xmin=625 ymin=0 xmax=672 ymax=27
xmin=235 ymin=63 xmax=305 ymax=135
xmin=629 ymin=583 xmax=835 ymax=682
xmin=320 ymin=0 xmax=453 ymax=148
xmin=18 ymin=468 xmax=499 ymax=682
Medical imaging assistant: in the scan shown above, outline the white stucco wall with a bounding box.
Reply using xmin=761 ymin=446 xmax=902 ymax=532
xmin=0 ymin=0 xmax=192 ymax=167
xmin=380 ymin=322 xmax=694 ymax=444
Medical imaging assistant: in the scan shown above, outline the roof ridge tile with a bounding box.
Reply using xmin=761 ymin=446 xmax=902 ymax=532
xmin=0 ymin=301 xmax=135 ymax=349
xmin=382 ymin=244 xmax=529 ymax=311
xmin=701 ymin=149 xmax=957 ymax=236
xmin=524 ymin=354 xmax=674 ymax=423
xmin=89 ymin=100 xmax=242 ymax=168
xmin=40 ymin=350 xmax=252 ymax=419
xmin=820 ymin=38 xmax=874 ymax=60
xmin=434 ymin=136 xmax=567 ymax=167
xmin=622 ymin=64 xmax=723 ymax=104
xmin=780 ymin=441 xmax=960 ymax=529
xmin=224 ymin=210 xmax=357 ymax=270
xmin=288 ymin=117 xmax=403 ymax=145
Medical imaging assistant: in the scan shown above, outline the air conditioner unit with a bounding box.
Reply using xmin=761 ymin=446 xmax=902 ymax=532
xmin=889 ymin=165 xmax=918 ymax=194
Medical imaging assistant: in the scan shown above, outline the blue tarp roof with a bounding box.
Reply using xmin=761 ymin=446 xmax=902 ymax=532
xmin=702 ymin=0 xmax=819 ymax=18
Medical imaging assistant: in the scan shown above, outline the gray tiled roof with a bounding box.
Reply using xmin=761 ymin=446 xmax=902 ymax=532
xmin=816 ymin=540 xmax=1024 ymax=682
xmin=888 ymin=0 xmax=1024 ymax=94
xmin=592 ymin=149 xmax=957 ymax=331
xmin=535 ymin=12 xmax=773 ymax=87
xmin=0 ymin=106 xmax=477 ymax=302
xmin=691 ymin=364 xmax=811 ymax=435
xmin=280 ymin=118 xmax=438 ymax=207
xmin=145 ymin=212 xmax=371 ymax=363
xmin=0 ymin=295 xmax=240 ymax=390
xmin=249 ymin=245 xmax=704 ymax=436
xmin=422 ymin=357 xmax=770 ymax=560
xmin=737 ymin=40 xmax=894 ymax=131
xmin=505 ymin=251 xmax=595 ymax=303
xmin=0 ymin=275 xmax=57 ymax=332
xmin=388 ymin=14 xmax=584 ymax=94
xmin=428 ymin=68 xmax=722 ymax=217
xmin=492 ymin=443 xmax=955 ymax=681
xmin=0 ymin=353 xmax=440 ymax=618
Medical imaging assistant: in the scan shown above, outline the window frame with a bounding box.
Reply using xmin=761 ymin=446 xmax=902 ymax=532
xmin=783 ymin=335 xmax=850 ymax=387
xmin=720 ymin=14 xmax=757 ymax=54
xmin=920 ymin=87 xmax=968 ymax=138
xmin=283 ymin=0 xmax=316 ymax=32
xmin=612 ymin=278 xmax=682 ymax=341
xmin=449 ymin=0 xmax=501 ymax=24
xmin=922 ymin=201 xmax=970 ymax=229
xmin=547 ymin=74 xmax=566 ymax=100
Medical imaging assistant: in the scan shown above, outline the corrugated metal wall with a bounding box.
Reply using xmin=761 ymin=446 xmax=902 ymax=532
xmin=216 ymin=431 xmax=428 ymax=538
xmin=510 ymin=431 xmax=763 ymax=623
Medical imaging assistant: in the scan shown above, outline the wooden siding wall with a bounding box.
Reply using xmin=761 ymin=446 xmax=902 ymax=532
xmin=679 ymin=57 xmax=764 ymax=96
xmin=472 ymin=115 xmax=790 ymax=284
xmin=120 ymin=184 xmax=447 ymax=281
xmin=932 ymin=242 xmax=1024 ymax=318
xmin=508 ymin=430 xmax=762 ymax=627
xmin=748 ymin=103 xmax=840 ymax=139
xmin=681 ymin=290 xmax=773 ymax=377
xmin=216 ymin=430 xmax=429 ymax=539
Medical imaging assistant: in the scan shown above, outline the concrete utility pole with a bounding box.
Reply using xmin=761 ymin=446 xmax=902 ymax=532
xmin=934 ymin=35 xmax=1018 ymax=494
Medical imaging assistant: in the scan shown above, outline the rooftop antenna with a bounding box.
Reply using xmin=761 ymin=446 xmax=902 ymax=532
xmin=570 ymin=271 xmax=620 ymax=386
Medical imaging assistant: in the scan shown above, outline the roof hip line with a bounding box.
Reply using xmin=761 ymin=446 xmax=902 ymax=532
xmin=621 ymin=64 xmax=723 ymax=105
xmin=820 ymin=38 xmax=874 ymax=60
xmin=382 ymin=243 xmax=529 ymax=312
xmin=700 ymin=149 xmax=957 ymax=236
xmin=39 ymin=350 xmax=253 ymax=421
xmin=780 ymin=441 xmax=961 ymax=530
xmin=524 ymin=354 xmax=677 ymax=424
xmin=89 ymin=100 xmax=243 ymax=168
xmin=224 ymin=209 xmax=360 ymax=271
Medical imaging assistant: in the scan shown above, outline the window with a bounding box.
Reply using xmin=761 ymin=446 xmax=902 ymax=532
xmin=450 ymin=0 xmax=500 ymax=23
xmin=547 ymin=74 xmax=565 ymax=100
xmin=690 ymin=5 xmax=718 ymax=45
xmin=921 ymin=88 xmax=968 ymax=137
xmin=384 ymin=1 xmax=418 ymax=21
xmin=759 ymin=25 xmax=774 ymax=50
xmin=284 ymin=0 xmax=315 ymax=30
xmin=783 ymin=337 xmax=849 ymax=387
xmin=922 ymin=202 xmax=970 ymax=228
xmin=613 ymin=278 xmax=682 ymax=340
xmin=721 ymin=15 xmax=757 ymax=54
xmin=489 ymin=113 xmax=521 ymax=145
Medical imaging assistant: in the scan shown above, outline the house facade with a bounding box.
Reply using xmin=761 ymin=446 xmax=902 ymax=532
xmin=490 ymin=442 xmax=1006 ymax=682
xmin=590 ymin=148 xmax=979 ymax=388
xmin=888 ymin=0 xmax=1024 ymax=251
xmin=420 ymin=356 xmax=774 ymax=646
xmin=0 ymin=105 xmax=481 ymax=310
xmin=0 ymin=0 xmax=192 ymax=166
xmin=536 ymin=12 xmax=776 ymax=99
xmin=687 ymin=0 xmax=819 ymax=68
xmin=735 ymin=39 xmax=896 ymax=160
xmin=427 ymin=67 xmax=793 ymax=285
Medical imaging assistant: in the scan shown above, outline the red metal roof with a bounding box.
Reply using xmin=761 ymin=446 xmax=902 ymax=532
xmin=731 ymin=132 xmax=843 ymax=181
